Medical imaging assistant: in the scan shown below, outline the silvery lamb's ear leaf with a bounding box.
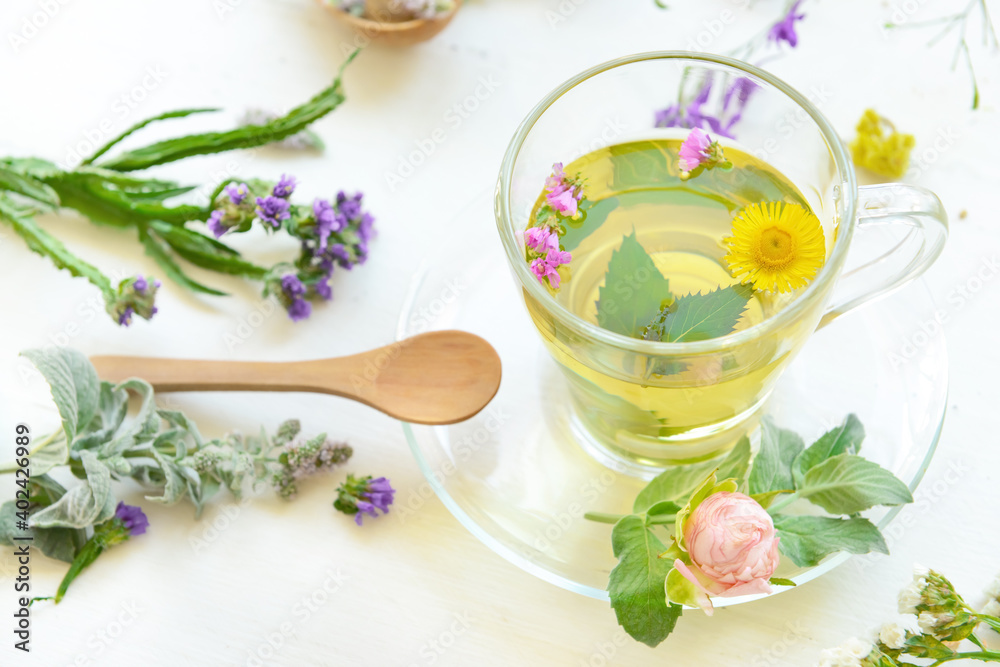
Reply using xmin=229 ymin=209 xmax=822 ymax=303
xmin=99 ymin=379 xmax=159 ymax=458
xmin=0 ymin=501 xmax=85 ymax=563
xmin=21 ymin=348 xmax=100 ymax=443
xmin=73 ymin=382 xmax=130 ymax=452
xmin=29 ymin=452 xmax=116 ymax=529
xmin=145 ymin=450 xmax=188 ymax=506
xmin=157 ymin=409 xmax=204 ymax=447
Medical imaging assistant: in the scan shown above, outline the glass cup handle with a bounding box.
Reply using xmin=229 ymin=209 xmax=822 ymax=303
xmin=817 ymin=183 xmax=948 ymax=330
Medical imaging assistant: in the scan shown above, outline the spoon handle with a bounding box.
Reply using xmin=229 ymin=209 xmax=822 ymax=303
xmin=87 ymin=355 xmax=358 ymax=396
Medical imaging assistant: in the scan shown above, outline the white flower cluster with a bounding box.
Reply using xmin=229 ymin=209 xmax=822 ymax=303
xmin=983 ymin=573 xmax=1000 ymax=617
xmin=897 ymin=563 xmax=929 ymax=614
xmin=816 ymin=637 xmax=872 ymax=667
xmin=877 ymin=622 xmax=907 ymax=650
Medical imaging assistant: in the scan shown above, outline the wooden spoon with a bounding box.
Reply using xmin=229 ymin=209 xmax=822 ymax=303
xmin=89 ymin=331 xmax=501 ymax=426
xmin=317 ymin=0 xmax=462 ymax=47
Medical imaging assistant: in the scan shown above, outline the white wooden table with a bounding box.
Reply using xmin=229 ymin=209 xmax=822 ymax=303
xmin=0 ymin=0 xmax=998 ymax=664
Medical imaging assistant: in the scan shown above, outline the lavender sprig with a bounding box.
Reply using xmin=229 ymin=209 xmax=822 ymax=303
xmin=884 ymin=0 xmax=998 ymax=109
xmin=654 ymin=1 xmax=808 ymax=138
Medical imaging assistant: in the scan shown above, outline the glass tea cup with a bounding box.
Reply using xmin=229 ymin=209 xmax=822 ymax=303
xmin=495 ymin=52 xmax=947 ymax=474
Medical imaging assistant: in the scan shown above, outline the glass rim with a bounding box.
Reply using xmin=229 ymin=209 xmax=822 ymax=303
xmin=495 ymin=50 xmax=859 ymax=355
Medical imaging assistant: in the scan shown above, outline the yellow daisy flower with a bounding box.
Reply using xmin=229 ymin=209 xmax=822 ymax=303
xmin=723 ymin=201 xmax=826 ymax=294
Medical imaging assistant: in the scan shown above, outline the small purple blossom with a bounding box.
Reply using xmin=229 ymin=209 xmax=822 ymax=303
xmin=286 ymin=298 xmax=312 ymax=322
xmin=225 ymin=182 xmax=250 ymax=205
xmin=769 ymin=0 xmax=806 ymax=48
xmin=364 ymin=477 xmax=395 ymax=513
xmin=207 ymin=209 xmax=226 ymax=238
xmin=357 ymin=212 xmax=375 ymax=244
xmin=133 ymin=275 xmax=148 ymax=294
xmin=273 ymin=174 xmax=297 ymax=199
xmin=117 ymin=306 xmax=135 ymax=327
xmin=334 ymin=474 xmax=395 ymax=526
xmin=255 ymin=195 xmax=291 ymax=228
xmin=313 ymin=198 xmax=345 ymax=252
xmin=314 ymin=279 xmax=332 ymax=300
xmin=115 ymin=502 xmax=149 ymax=536
xmin=336 ymin=191 xmax=363 ymax=221
xmin=281 ymin=273 xmax=306 ymax=297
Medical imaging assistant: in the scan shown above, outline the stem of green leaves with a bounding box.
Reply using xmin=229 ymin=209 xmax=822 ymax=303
xmin=764 ymin=492 xmax=800 ymax=514
xmin=928 ymin=649 xmax=1000 ymax=666
xmin=584 ymin=511 xmax=677 ymax=526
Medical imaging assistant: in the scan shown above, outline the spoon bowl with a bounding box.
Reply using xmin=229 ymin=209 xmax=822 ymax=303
xmin=317 ymin=0 xmax=462 ymax=47
xmin=89 ymin=330 xmax=501 ymax=425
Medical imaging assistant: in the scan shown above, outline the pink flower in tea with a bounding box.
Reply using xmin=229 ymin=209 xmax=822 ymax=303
xmin=544 ymin=162 xmax=583 ymax=217
xmin=530 ymin=248 xmax=572 ymax=288
xmin=523 ymin=226 xmax=559 ymax=253
xmin=548 ymin=188 xmax=580 ymax=217
xmin=678 ymin=127 xmax=715 ymax=172
xmin=673 ymin=491 xmax=780 ymax=613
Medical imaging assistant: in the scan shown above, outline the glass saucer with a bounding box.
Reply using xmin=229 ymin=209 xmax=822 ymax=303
xmin=395 ymin=191 xmax=947 ymax=604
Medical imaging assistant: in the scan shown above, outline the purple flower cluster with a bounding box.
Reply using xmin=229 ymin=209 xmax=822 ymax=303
xmin=255 ymin=175 xmax=296 ymax=229
xmin=280 ymin=274 xmax=312 ymax=322
xmin=654 ymin=77 xmax=748 ymax=140
xmin=204 ymin=175 xmax=376 ymax=322
xmin=333 ymin=474 xmax=395 ymax=526
xmin=654 ymin=2 xmax=806 ymax=139
xmin=207 ymin=182 xmax=252 ymax=238
xmin=110 ymin=274 xmax=160 ymax=327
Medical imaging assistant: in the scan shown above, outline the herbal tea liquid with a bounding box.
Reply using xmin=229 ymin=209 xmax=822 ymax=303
xmin=522 ymin=138 xmax=826 ymax=464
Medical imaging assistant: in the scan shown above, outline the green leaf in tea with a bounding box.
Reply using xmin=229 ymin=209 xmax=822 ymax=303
xmin=772 ymin=515 xmax=888 ymax=567
xmin=643 ymin=283 xmax=754 ymax=343
xmin=595 ymin=230 xmax=672 ymax=338
xmin=608 ymin=515 xmax=682 ymax=647
xmin=748 ymin=419 xmax=803 ymax=496
xmin=792 ymin=413 xmax=864 ymax=486
xmin=797 ymin=454 xmax=913 ymax=514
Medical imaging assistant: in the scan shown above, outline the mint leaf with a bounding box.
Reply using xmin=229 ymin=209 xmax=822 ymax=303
xmin=748 ymin=420 xmax=803 ymax=496
xmin=772 ymin=515 xmax=888 ymax=567
xmin=609 ymin=515 xmax=682 ymax=647
xmin=21 ymin=348 xmax=100 ymax=444
xmin=645 ymin=283 xmax=754 ymax=343
xmin=633 ymin=437 xmax=750 ymax=512
xmin=799 ymin=454 xmax=913 ymax=514
xmin=792 ymin=414 xmax=864 ymax=486
xmin=718 ymin=436 xmax=752 ymax=484
xmin=596 ymin=230 xmax=671 ymax=337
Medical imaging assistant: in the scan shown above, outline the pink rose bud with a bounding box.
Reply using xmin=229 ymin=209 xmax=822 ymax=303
xmin=673 ymin=491 xmax=780 ymax=610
